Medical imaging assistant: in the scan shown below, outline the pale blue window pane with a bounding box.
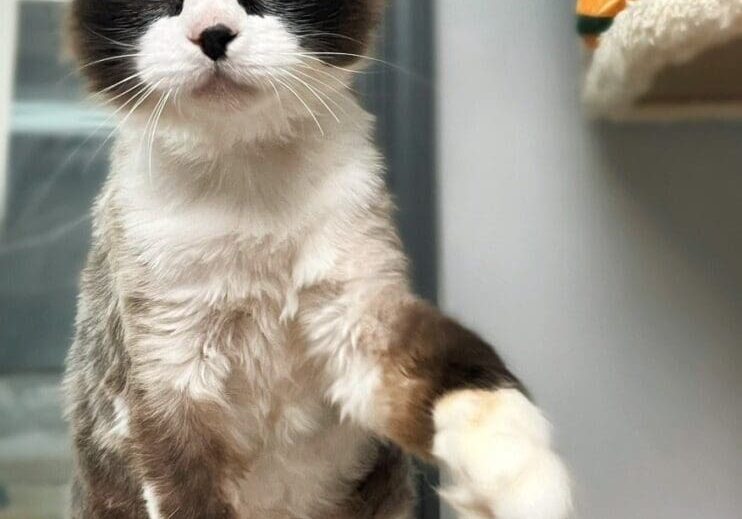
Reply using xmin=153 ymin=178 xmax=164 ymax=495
xmin=1 ymin=1 xmax=109 ymax=373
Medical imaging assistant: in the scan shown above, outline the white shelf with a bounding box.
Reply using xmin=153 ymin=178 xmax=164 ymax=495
xmin=11 ymin=100 xmax=113 ymax=136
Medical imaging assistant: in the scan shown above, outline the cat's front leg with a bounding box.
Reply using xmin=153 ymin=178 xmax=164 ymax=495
xmin=307 ymin=289 xmax=572 ymax=519
xmin=122 ymin=293 xmax=247 ymax=519
xmin=127 ymin=388 xmax=239 ymax=519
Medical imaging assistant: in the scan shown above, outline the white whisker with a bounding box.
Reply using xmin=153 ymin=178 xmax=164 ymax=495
xmin=149 ymin=90 xmax=172 ymax=182
xmin=279 ymin=70 xmax=341 ymax=124
xmin=291 ymin=31 xmax=365 ymax=46
xmin=0 ymin=214 xmax=92 ymax=256
xmin=84 ymin=26 xmax=137 ymax=49
xmin=265 ymin=76 xmax=288 ymax=128
xmin=76 ymin=81 xmax=161 ymax=185
xmin=295 ymin=63 xmax=355 ymax=92
xmin=272 ymin=76 xmax=325 ymax=137
xmin=141 ymin=90 xmax=168 ymax=184
xmin=93 ymin=71 xmax=144 ymax=99
xmin=280 ymin=53 xmax=367 ymax=75
xmin=290 ymin=69 xmax=354 ymax=116
xmin=77 ymin=53 xmax=147 ymax=73
xmin=10 ymin=82 xmax=153 ymax=227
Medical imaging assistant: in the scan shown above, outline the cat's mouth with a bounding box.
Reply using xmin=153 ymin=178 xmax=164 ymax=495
xmin=191 ymin=70 xmax=257 ymax=99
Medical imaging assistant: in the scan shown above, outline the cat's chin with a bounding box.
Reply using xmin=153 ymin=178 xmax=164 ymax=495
xmin=191 ymin=74 xmax=258 ymax=101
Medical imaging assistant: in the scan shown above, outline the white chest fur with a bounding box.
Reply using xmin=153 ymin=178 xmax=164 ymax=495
xmin=106 ymin=125 xmax=382 ymax=516
xmin=110 ymin=129 xmax=366 ymax=400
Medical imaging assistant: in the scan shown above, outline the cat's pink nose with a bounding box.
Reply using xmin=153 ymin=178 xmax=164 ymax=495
xmin=196 ymin=24 xmax=237 ymax=61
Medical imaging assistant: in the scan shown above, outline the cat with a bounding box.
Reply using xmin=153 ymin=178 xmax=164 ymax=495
xmin=63 ymin=1 xmax=572 ymax=518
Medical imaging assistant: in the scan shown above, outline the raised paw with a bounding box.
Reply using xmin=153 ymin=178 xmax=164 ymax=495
xmin=433 ymin=389 xmax=572 ymax=519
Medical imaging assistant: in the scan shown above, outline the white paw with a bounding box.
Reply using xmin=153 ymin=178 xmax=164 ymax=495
xmin=433 ymin=389 xmax=572 ymax=519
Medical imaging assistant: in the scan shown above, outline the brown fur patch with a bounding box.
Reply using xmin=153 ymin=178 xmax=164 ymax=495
xmin=70 ymin=447 xmax=148 ymax=518
xmin=129 ymin=390 xmax=247 ymax=519
xmin=367 ymin=295 xmax=521 ymax=459
xmin=334 ymin=443 xmax=414 ymax=518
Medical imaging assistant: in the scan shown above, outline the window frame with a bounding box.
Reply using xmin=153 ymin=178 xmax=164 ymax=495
xmin=0 ymin=0 xmax=18 ymax=228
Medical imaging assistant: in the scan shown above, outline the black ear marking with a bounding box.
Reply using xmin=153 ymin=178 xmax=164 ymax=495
xmin=69 ymin=0 xmax=179 ymax=95
xmin=238 ymin=0 xmax=268 ymax=17
xmin=257 ymin=0 xmax=386 ymax=65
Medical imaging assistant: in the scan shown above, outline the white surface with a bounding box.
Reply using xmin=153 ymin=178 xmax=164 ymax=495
xmin=0 ymin=0 xmax=18 ymax=226
xmin=436 ymin=2 xmax=742 ymax=518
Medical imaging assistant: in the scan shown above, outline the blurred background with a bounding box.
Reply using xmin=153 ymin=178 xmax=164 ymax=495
xmin=0 ymin=1 xmax=740 ymax=519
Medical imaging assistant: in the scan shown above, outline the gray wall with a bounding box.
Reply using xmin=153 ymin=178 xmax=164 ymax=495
xmin=436 ymin=2 xmax=741 ymax=518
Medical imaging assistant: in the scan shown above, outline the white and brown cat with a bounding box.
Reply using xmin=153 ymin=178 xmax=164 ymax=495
xmin=63 ymin=1 xmax=572 ymax=518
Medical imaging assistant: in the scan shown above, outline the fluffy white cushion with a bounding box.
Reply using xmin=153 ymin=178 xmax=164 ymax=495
xmin=584 ymin=0 xmax=742 ymax=118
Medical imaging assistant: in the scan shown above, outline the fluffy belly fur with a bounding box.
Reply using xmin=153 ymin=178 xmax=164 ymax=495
xmin=65 ymin=229 xmax=414 ymax=518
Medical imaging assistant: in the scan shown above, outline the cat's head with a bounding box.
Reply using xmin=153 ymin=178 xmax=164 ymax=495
xmin=68 ymin=0 xmax=384 ymax=125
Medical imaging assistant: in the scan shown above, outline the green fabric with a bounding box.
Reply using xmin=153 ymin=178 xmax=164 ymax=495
xmin=577 ymin=15 xmax=614 ymax=36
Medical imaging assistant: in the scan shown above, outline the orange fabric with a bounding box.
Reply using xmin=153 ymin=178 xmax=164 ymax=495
xmin=576 ymin=0 xmax=627 ymax=18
